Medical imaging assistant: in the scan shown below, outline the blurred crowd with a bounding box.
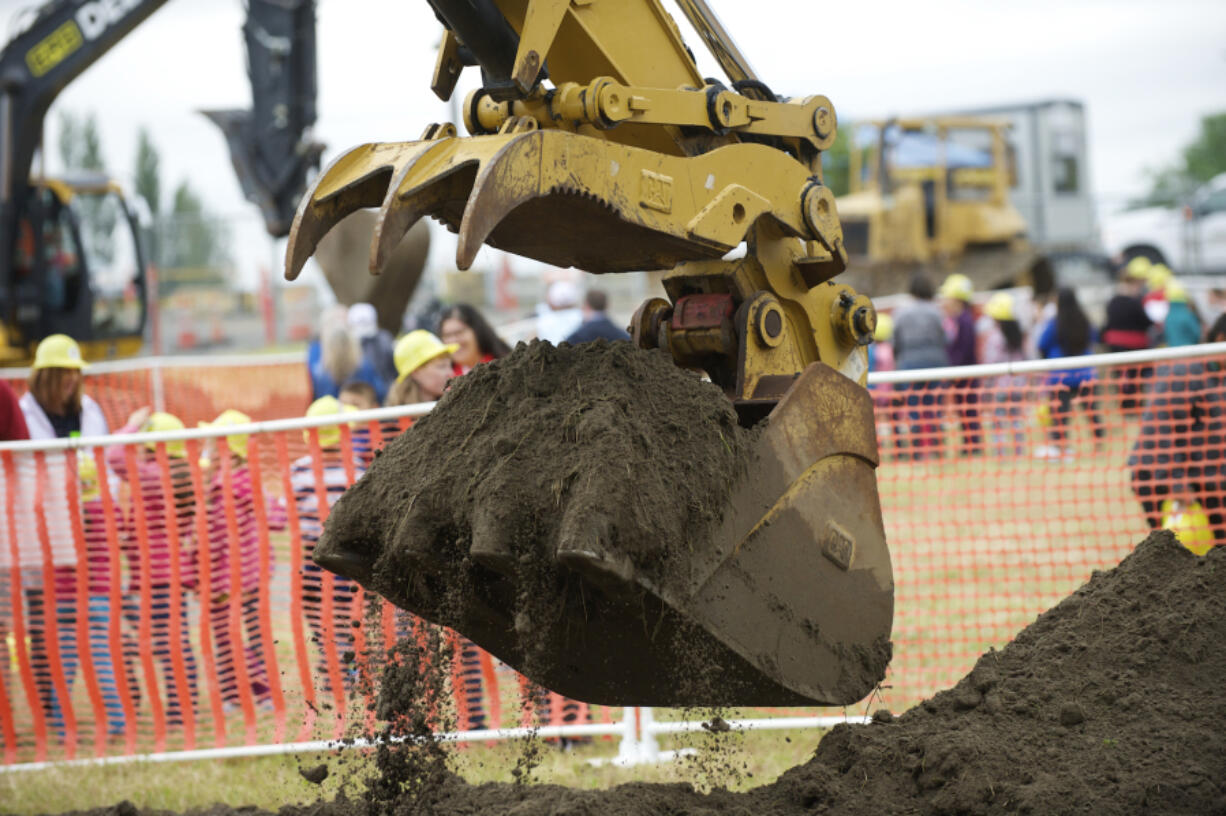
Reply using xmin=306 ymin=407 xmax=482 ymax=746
xmin=871 ymin=260 xmax=1226 ymax=551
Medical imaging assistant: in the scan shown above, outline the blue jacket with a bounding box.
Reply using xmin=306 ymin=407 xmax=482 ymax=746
xmin=1037 ymin=320 xmax=1096 ymax=388
xmin=308 ymin=339 xmax=387 ymax=402
xmin=565 ymin=314 xmax=630 ymax=344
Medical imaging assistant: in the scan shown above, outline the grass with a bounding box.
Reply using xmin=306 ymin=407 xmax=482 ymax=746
xmin=0 ymin=728 xmax=822 ymax=813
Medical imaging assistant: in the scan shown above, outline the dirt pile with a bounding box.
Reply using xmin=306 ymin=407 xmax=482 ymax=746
xmin=327 ymin=529 xmax=1225 ymax=815
xmin=318 ymin=339 xmax=762 ymax=704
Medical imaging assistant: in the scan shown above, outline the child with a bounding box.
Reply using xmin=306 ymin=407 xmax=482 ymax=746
xmin=338 ymin=380 xmax=379 ymax=411
xmin=293 ymin=397 xmax=365 ymax=694
xmin=107 ymin=408 xmax=199 ymax=726
xmin=200 ymin=410 xmax=285 ymax=709
xmin=980 ymin=293 xmax=1030 ymax=457
xmin=339 ymin=381 xmax=380 ymax=465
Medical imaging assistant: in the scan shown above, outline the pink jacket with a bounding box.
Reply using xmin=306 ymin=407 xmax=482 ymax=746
xmin=106 ymin=422 xmax=198 ymax=592
xmin=201 ymin=462 xmax=285 ymax=598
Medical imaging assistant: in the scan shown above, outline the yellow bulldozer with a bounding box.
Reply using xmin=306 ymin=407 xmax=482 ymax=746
xmin=836 ymin=116 xmax=1054 ymax=297
xmin=289 ymin=0 xmax=893 ymax=707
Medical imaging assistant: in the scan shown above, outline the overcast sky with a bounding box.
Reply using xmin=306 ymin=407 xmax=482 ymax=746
xmin=4 ymin=0 xmax=1225 ymax=286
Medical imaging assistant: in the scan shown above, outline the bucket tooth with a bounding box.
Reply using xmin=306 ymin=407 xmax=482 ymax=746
xmin=456 ymin=132 xmax=545 ymax=270
xmin=371 ymin=138 xmax=481 ymax=274
xmin=285 ymin=142 xmax=430 ymax=281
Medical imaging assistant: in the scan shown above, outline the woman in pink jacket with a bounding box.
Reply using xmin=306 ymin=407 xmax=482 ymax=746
xmin=107 ymin=407 xmax=199 ymax=726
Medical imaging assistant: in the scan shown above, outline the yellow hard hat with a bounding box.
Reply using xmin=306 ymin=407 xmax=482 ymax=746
xmin=32 ymin=334 xmax=88 ymax=370
xmin=1164 ymin=279 xmax=1188 ymax=304
xmin=199 ymin=409 xmax=253 ymax=460
xmin=1161 ymin=499 xmax=1214 ymax=556
xmin=394 ymin=330 xmax=457 ymax=382
xmin=141 ymin=411 xmax=187 ymax=458
xmin=985 ymin=292 xmax=1015 ymax=322
xmin=1147 ymin=263 xmax=1173 ymax=290
xmin=938 ymin=273 xmax=973 ymax=302
xmin=1124 ymin=255 xmax=1152 ymax=280
xmin=304 ymin=395 xmax=357 ymax=448
xmin=873 ymin=313 xmax=894 ymax=343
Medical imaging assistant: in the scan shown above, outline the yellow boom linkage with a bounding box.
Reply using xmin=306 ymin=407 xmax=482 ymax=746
xmin=288 ymin=0 xmax=894 ymax=707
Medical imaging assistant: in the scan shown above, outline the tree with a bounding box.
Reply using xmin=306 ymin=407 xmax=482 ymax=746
xmin=134 ymin=128 xmax=162 ymax=263
xmin=1134 ymin=112 xmax=1226 ymax=208
xmin=57 ymin=111 xmax=115 ymax=266
xmin=134 ymin=128 xmax=161 ymax=218
xmin=162 ymin=179 xmax=230 ymax=269
xmin=57 ymin=111 xmax=105 ymax=172
xmin=132 ymin=128 xmax=229 ymax=271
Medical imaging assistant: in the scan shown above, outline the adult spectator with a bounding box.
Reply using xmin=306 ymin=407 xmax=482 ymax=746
xmin=308 ymin=305 xmax=385 ymax=402
xmin=565 ymin=289 xmax=630 ymax=344
xmin=386 ymin=330 xmax=457 ymax=406
xmin=1129 ymin=313 xmax=1226 ymax=548
xmin=536 ymin=280 xmax=584 ymax=344
xmin=939 ymin=273 xmax=980 ymax=455
xmin=19 ymin=335 xmax=126 ymax=735
xmin=0 ymin=379 xmax=28 ymax=440
xmin=1103 ymin=260 xmax=1155 ymax=412
xmin=0 ymin=378 xmax=25 ymax=729
xmin=893 ymin=273 xmax=949 ymax=459
xmin=348 ymin=302 xmax=397 ymax=388
xmin=1036 ymin=288 xmax=1102 ymax=458
xmin=439 ymin=303 xmax=511 ymax=376
xmin=1162 ymin=281 xmax=1202 ymax=348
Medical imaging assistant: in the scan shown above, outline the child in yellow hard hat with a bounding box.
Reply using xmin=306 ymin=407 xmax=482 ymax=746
xmin=939 ymin=274 xmax=981 ymax=456
xmin=294 ymin=396 xmax=366 ymax=694
xmin=199 ymin=409 xmax=286 ymax=709
xmin=106 ymin=406 xmax=199 ymax=725
xmin=980 ymin=293 xmax=1030 ymax=457
xmin=385 ymin=330 xmax=458 ymax=407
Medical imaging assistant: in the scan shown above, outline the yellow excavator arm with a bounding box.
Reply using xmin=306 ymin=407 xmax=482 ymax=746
xmin=293 ymin=0 xmax=893 ymax=707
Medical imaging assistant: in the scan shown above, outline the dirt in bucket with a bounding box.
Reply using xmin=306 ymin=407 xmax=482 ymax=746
xmin=316 ymin=339 xmax=765 ymax=705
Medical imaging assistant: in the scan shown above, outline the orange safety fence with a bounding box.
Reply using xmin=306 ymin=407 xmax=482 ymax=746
xmin=872 ymin=347 xmax=1224 ymax=708
xmin=0 ymin=345 xmax=1221 ymax=764
xmin=0 ymin=411 xmax=599 ymax=765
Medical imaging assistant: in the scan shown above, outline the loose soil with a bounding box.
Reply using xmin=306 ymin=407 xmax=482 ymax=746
xmin=33 ymin=530 xmax=1226 ymax=816
xmin=319 ymin=340 xmax=766 ymax=705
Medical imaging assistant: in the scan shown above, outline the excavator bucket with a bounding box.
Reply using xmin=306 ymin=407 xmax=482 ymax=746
xmin=285 ymin=130 xmax=837 ymax=284
xmin=314 ymin=361 xmax=892 ymax=707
